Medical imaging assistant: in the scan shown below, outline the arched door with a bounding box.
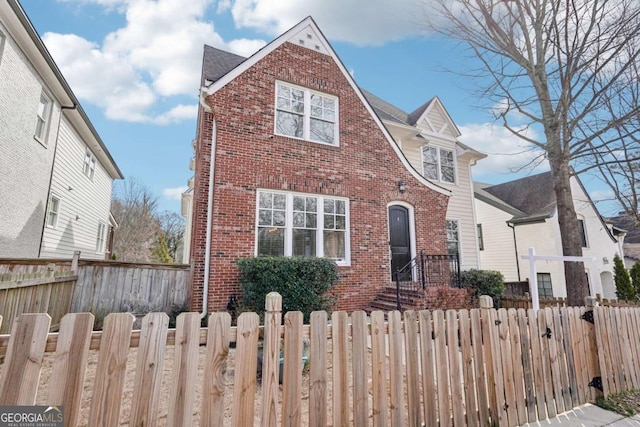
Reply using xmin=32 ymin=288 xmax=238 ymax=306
xmin=388 ymin=205 xmax=412 ymax=281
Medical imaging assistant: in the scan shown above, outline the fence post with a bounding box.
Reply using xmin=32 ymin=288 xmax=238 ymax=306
xmin=262 ymin=292 xmax=282 ymax=426
xmin=71 ymin=251 xmax=80 ymax=273
xmin=479 ymin=295 xmax=503 ymax=426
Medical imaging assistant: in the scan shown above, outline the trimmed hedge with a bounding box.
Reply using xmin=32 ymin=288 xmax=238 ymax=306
xmin=237 ymin=256 xmax=339 ymax=321
xmin=460 ymin=269 xmax=505 ymax=308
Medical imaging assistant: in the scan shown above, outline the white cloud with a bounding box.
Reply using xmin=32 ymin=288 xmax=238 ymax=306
xmin=163 ymin=186 xmax=189 ymax=200
xmin=459 ymin=122 xmax=548 ymax=181
xmin=153 ymin=104 xmax=198 ymax=125
xmin=227 ymin=0 xmax=425 ymax=45
xmin=44 ymin=0 xmax=266 ymax=123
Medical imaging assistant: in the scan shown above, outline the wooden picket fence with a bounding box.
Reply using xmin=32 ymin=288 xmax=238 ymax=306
xmin=0 ymin=293 xmax=638 ymax=426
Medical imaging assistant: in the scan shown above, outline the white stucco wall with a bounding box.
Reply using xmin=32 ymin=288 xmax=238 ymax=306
xmin=0 ymin=20 xmax=60 ymax=257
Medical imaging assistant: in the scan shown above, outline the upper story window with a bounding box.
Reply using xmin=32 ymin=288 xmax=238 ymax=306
xmin=35 ymin=91 xmax=52 ymax=143
xmin=84 ymin=148 xmax=97 ymax=179
xmin=47 ymin=195 xmax=60 ymax=229
xmin=422 ymin=146 xmax=456 ymax=184
xmin=256 ymin=190 xmax=349 ymax=265
xmin=96 ymin=221 xmax=107 ymax=254
xmin=446 ymin=219 xmax=460 ymax=256
xmin=275 ymin=82 xmax=338 ymax=146
xmin=578 ymin=219 xmax=588 ymax=247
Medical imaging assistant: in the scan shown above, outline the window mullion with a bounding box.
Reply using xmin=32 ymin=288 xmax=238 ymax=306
xmin=304 ymin=90 xmax=311 ymax=140
xmin=317 ymin=197 xmax=324 ymax=258
xmin=285 ymin=193 xmax=293 ymax=256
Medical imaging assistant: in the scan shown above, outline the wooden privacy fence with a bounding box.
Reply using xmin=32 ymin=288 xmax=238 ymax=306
xmin=0 ymin=255 xmax=189 ymax=314
xmin=0 ymin=294 xmax=638 ymax=426
xmin=0 ymin=269 xmax=76 ymax=334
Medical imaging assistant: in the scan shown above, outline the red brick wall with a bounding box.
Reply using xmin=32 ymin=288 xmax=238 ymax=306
xmin=190 ymin=41 xmax=450 ymax=313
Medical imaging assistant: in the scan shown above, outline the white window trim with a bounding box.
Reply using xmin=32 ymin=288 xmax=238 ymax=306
xmin=84 ymin=148 xmax=97 ymax=180
xmin=96 ymin=221 xmax=107 ymax=254
xmin=421 ymin=145 xmax=457 ymax=184
xmin=254 ymin=189 xmax=351 ymax=266
xmin=274 ymin=80 xmax=339 ymax=147
xmin=46 ymin=194 xmax=61 ymax=229
xmin=34 ymin=91 xmax=52 ymax=144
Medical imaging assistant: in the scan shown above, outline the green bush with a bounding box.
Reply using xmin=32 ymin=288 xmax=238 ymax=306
xmin=630 ymin=262 xmax=640 ymax=301
xmin=614 ymin=254 xmax=635 ymax=301
xmin=460 ymin=269 xmax=505 ymax=308
xmin=237 ymin=257 xmax=339 ymax=321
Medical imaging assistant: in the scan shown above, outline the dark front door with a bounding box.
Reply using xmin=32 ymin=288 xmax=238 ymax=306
xmin=388 ymin=205 xmax=412 ymax=281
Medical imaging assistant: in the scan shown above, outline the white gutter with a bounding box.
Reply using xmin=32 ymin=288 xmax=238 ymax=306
xmin=201 ymin=119 xmax=217 ymax=319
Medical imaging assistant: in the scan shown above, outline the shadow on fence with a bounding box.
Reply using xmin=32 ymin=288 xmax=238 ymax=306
xmin=1 ymin=293 xmax=639 ymax=426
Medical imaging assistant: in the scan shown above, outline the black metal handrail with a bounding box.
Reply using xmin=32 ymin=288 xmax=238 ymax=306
xmin=393 ymin=250 xmax=461 ymax=310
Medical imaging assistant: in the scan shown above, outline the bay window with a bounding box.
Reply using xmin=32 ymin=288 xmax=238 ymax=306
xmin=257 ymin=190 xmax=349 ymax=264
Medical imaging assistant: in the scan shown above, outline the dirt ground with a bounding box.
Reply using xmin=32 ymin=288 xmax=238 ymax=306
xmin=31 ymin=345 xmax=320 ymax=426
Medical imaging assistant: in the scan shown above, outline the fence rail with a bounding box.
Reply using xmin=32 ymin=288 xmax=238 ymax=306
xmin=1 ymin=293 xmax=636 ymax=426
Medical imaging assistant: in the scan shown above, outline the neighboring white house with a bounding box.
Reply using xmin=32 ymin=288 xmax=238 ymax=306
xmin=474 ymin=172 xmax=625 ymax=299
xmin=607 ymin=214 xmax=640 ymax=269
xmin=364 ymin=91 xmax=487 ymax=270
xmin=0 ymin=0 xmax=123 ymax=260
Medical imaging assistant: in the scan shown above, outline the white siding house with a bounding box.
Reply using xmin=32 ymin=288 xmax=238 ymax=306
xmin=0 ymin=0 xmax=123 ymax=260
xmin=364 ymin=92 xmax=486 ymax=270
xmin=475 ymin=172 xmax=624 ymax=299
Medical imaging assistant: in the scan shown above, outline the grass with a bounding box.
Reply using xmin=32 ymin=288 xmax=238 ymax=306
xmin=597 ymin=389 xmax=640 ymax=416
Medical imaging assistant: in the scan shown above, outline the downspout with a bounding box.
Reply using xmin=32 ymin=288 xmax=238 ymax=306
xmin=38 ymin=103 xmax=76 ymax=257
xmin=507 ymin=221 xmax=521 ymax=281
xmin=201 ymin=119 xmax=216 ymax=319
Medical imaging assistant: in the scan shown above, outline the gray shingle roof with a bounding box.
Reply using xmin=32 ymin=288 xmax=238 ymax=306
xmin=475 ymin=172 xmax=557 ymax=223
xmin=203 ymin=45 xmax=246 ymax=84
xmin=607 ymin=214 xmax=640 ymax=244
xmin=360 ymin=89 xmax=410 ymax=125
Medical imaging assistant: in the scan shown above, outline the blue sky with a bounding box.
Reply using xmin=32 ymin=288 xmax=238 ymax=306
xmin=19 ymin=0 xmax=616 ymax=216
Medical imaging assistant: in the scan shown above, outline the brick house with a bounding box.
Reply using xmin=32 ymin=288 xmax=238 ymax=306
xmin=188 ymin=17 xmax=460 ymax=313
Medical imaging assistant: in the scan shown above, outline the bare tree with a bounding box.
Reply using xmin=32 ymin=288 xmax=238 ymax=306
xmin=158 ymin=211 xmax=185 ymax=262
xmin=111 ymin=179 xmax=161 ymax=262
xmin=424 ymin=0 xmax=640 ymax=305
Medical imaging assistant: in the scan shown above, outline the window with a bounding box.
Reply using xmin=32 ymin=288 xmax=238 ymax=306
xmin=537 ymin=273 xmax=553 ymax=298
xmin=35 ymin=91 xmax=52 ymax=143
xmin=96 ymin=222 xmax=106 ymax=254
xmin=46 ymin=195 xmax=60 ymax=228
xmin=257 ymin=190 xmax=349 ymax=264
xmin=446 ymin=219 xmax=460 ymax=256
xmin=578 ymin=219 xmax=588 ymax=247
xmin=84 ymin=148 xmax=96 ymax=179
xmin=477 ymin=224 xmax=484 ymax=251
xmin=275 ymin=82 xmax=338 ymax=145
xmin=422 ymin=146 xmax=456 ymax=183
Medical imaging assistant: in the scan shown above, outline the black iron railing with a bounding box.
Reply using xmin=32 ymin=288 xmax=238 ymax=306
xmin=393 ymin=251 xmax=461 ymax=310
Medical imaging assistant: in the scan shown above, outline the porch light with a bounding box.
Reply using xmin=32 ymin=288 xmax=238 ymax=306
xmin=398 ymin=181 xmax=406 ymax=193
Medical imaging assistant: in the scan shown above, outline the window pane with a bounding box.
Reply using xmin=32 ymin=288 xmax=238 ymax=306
xmin=335 ymin=200 xmax=345 ymax=215
xmin=324 ymin=215 xmax=334 ymax=229
xmin=311 ymin=94 xmax=322 ymax=106
xmin=293 ymin=212 xmax=305 ymax=227
xmin=306 ymin=197 xmax=317 ymax=211
xmin=277 ymin=84 xmax=290 ymax=98
xmin=306 ymin=213 xmax=317 ymax=228
xmin=277 ymin=97 xmax=290 ymax=109
xmin=276 ymin=111 xmax=303 ymax=138
xmin=440 ymin=149 xmax=454 ymax=166
xmin=423 ymin=146 xmax=438 ymax=163
xmin=324 ymin=199 xmax=334 ymax=213
xmin=258 ymin=210 xmax=272 ymax=226
xmin=293 ymin=229 xmax=316 ymax=256
xmin=335 ymin=215 xmax=345 ymax=230
xmin=441 ymin=166 xmax=455 ymax=183
xmin=423 ymin=164 xmax=438 ymax=180
xmin=293 ymin=196 xmax=305 ymax=211
xmin=310 ymin=119 xmax=334 ymax=143
xmin=258 ymin=228 xmax=285 ymax=256
xmin=324 ymin=230 xmax=345 ymax=260
xmin=273 ymin=210 xmax=286 ymax=226
xmin=446 ymin=220 xmax=459 ymax=255
xmin=259 ymin=192 xmax=272 ymax=208
xmin=273 ymin=194 xmax=286 ymax=209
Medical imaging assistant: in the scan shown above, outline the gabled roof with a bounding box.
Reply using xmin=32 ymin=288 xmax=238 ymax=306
xmin=3 ymin=0 xmax=123 ymax=180
xmin=203 ymin=45 xmax=246 ymax=84
xmin=607 ymin=214 xmax=640 ymax=244
xmin=477 ymin=172 xmax=557 ymax=223
xmin=200 ymin=16 xmax=451 ymax=197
